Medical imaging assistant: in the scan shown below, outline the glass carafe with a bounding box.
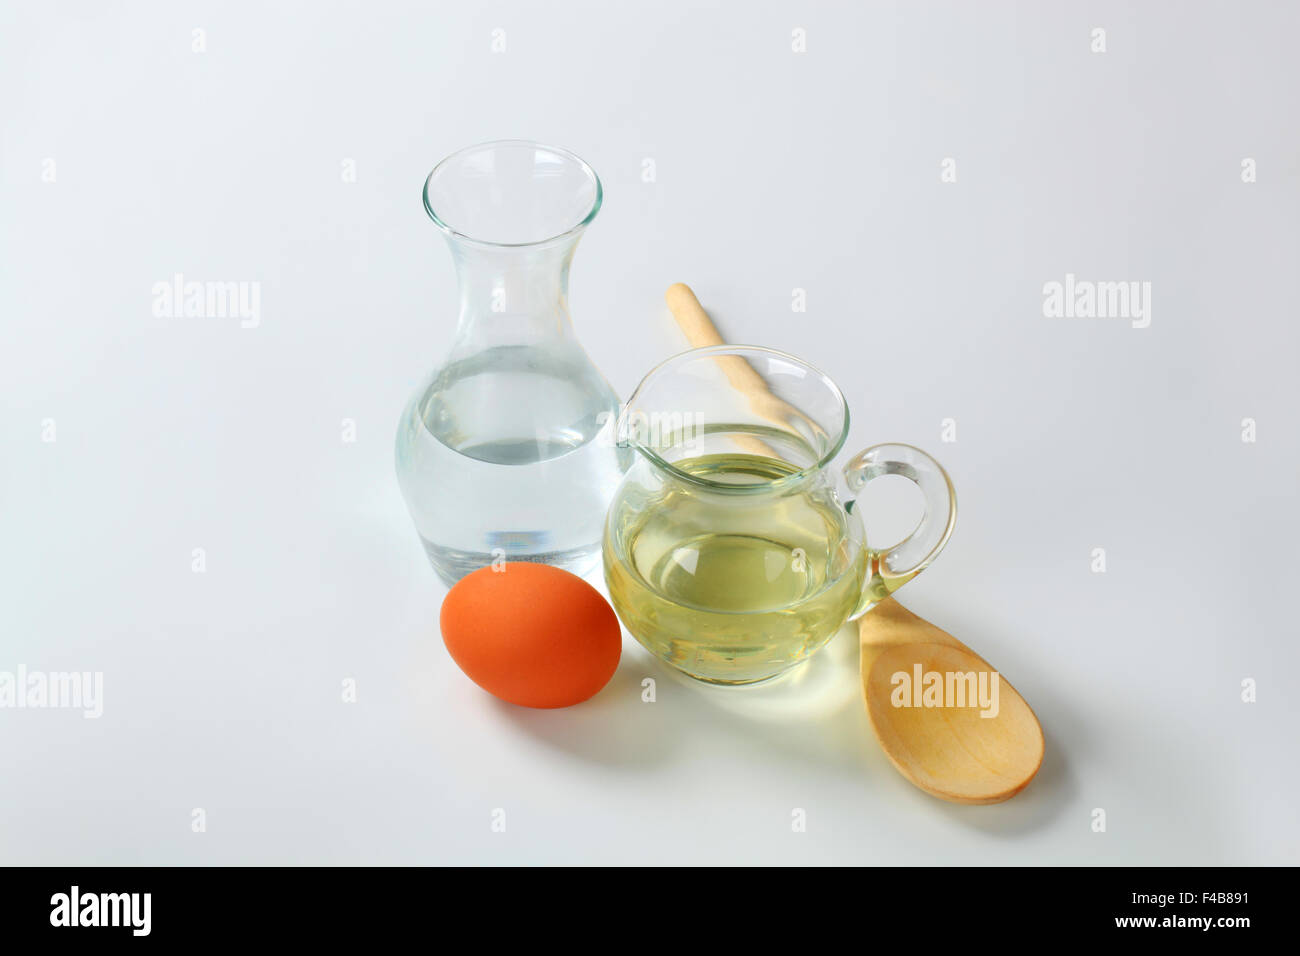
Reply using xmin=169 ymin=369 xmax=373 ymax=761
xmin=396 ymin=141 xmax=628 ymax=585
xmin=604 ymin=346 xmax=957 ymax=684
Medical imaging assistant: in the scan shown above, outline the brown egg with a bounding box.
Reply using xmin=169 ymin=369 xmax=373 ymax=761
xmin=440 ymin=563 xmax=622 ymax=708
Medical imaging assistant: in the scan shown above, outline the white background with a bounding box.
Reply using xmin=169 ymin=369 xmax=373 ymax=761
xmin=2 ymin=0 xmax=1298 ymax=864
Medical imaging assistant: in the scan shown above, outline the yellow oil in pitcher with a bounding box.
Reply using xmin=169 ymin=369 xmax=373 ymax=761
xmin=604 ymin=453 xmax=867 ymax=684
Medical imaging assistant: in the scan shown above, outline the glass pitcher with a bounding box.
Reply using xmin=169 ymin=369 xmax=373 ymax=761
xmin=604 ymin=346 xmax=957 ymax=684
xmin=396 ymin=141 xmax=628 ymax=585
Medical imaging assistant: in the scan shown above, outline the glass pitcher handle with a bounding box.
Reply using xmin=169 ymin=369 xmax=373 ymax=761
xmin=841 ymin=443 xmax=957 ymax=618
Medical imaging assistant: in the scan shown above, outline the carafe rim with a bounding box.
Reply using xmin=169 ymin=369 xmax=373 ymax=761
xmin=422 ymin=139 xmax=603 ymax=249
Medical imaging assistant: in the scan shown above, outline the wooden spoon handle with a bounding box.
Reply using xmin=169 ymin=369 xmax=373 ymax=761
xmin=665 ymin=283 xmax=782 ymax=400
xmin=663 ymin=283 xmax=791 ymax=458
xmin=664 ymin=283 xmax=821 ymax=436
xmin=665 ymin=282 xmax=725 ymax=347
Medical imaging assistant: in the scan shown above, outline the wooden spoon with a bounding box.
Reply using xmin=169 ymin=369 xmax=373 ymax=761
xmin=858 ymin=598 xmax=1043 ymax=804
xmin=664 ymin=283 xmax=1044 ymax=804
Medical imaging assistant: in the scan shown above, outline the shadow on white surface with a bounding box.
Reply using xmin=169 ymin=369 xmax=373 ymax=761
xmin=495 ymin=608 xmax=1075 ymax=835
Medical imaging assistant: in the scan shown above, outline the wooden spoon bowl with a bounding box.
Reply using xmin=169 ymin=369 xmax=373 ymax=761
xmin=860 ymin=599 xmax=1043 ymax=804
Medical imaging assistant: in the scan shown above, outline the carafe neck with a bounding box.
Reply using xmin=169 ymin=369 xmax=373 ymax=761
xmin=447 ymin=236 xmax=580 ymax=347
